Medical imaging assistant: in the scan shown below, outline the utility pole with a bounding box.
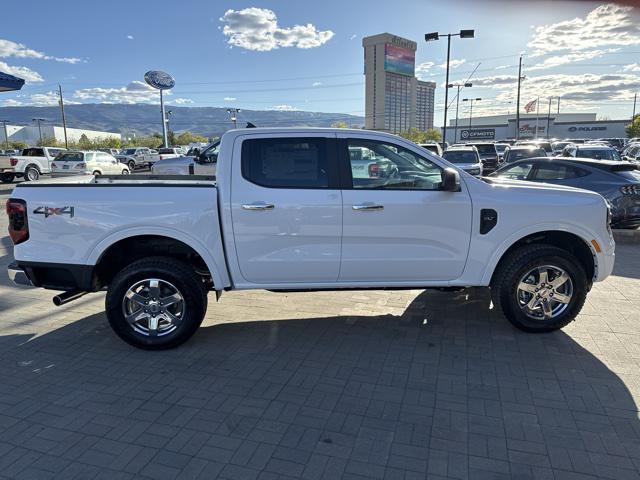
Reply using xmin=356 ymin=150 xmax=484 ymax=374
xmin=535 ymin=96 xmax=540 ymax=139
xmin=58 ymin=84 xmax=68 ymax=149
xmin=557 ymin=97 xmax=560 ymax=115
xmin=32 ymin=118 xmax=45 ymax=143
xmin=516 ymin=55 xmax=523 ymax=140
xmin=226 ymin=108 xmax=241 ymax=129
xmin=1 ymin=120 xmax=9 ymax=149
xmin=546 ymin=97 xmax=552 ymax=139
xmin=633 ymin=93 xmax=637 ymax=120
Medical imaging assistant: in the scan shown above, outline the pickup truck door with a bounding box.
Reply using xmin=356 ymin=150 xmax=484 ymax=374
xmin=337 ymin=135 xmax=473 ymax=282
xmin=230 ymin=134 xmax=342 ymax=284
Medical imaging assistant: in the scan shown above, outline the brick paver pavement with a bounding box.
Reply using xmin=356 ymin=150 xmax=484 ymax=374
xmin=0 ymin=182 xmax=639 ymax=479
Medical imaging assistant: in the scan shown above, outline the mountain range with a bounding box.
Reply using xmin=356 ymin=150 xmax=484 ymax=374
xmin=0 ymin=104 xmax=364 ymax=137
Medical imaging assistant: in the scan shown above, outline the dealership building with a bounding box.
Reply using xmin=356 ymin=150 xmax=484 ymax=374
xmin=445 ymin=112 xmax=630 ymax=143
xmin=363 ymin=33 xmax=436 ymax=134
xmin=1 ymin=123 xmax=121 ymax=146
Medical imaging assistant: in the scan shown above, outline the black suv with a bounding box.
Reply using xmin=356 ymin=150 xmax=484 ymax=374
xmin=465 ymin=142 xmax=499 ymax=173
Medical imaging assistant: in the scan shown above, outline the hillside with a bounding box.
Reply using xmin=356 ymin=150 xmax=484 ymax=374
xmin=0 ymin=104 xmax=364 ymax=137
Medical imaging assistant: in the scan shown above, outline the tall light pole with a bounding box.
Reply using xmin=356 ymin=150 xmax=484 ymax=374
xmin=165 ymin=109 xmax=173 ymax=144
xmin=516 ymin=55 xmax=524 ymax=140
xmin=448 ymin=82 xmax=472 ymax=144
xmin=58 ymin=84 xmax=69 ymax=149
xmin=463 ymin=98 xmax=481 ymax=134
xmin=226 ymin=108 xmax=241 ymax=129
xmin=425 ymin=29 xmax=475 ymax=147
xmin=633 ymin=93 xmax=637 ymax=121
xmin=1 ymin=120 xmax=9 ymax=149
xmin=32 ymin=118 xmax=45 ymax=143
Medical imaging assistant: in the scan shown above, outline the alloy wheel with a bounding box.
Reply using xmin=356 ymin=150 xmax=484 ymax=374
xmin=121 ymin=278 xmax=185 ymax=336
xmin=516 ymin=265 xmax=573 ymax=320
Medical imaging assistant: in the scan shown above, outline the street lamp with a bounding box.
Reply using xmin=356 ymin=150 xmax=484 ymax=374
xmin=226 ymin=108 xmax=241 ymax=129
xmin=447 ymin=82 xmax=472 ymax=143
xmin=425 ymin=29 xmax=475 ymax=147
xmin=165 ymin=109 xmax=173 ymax=144
xmin=463 ymin=98 xmax=482 ymax=133
xmin=32 ymin=118 xmax=46 ymax=143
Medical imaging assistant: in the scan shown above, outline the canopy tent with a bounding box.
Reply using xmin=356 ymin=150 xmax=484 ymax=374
xmin=0 ymin=71 xmax=25 ymax=92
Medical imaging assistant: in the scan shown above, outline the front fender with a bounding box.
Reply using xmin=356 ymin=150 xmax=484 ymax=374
xmin=86 ymin=225 xmax=231 ymax=289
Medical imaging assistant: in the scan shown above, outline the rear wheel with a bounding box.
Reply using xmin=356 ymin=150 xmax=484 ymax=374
xmin=491 ymin=244 xmax=588 ymax=332
xmin=24 ymin=165 xmax=40 ymax=181
xmin=106 ymin=256 xmax=208 ymax=349
xmin=128 ymin=160 xmax=135 ymax=171
xmin=121 ymin=169 xmax=129 ymax=175
xmin=0 ymin=173 xmax=15 ymax=184
xmin=92 ymin=170 xmax=101 ymax=176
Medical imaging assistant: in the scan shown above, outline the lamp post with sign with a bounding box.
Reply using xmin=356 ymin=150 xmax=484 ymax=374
xmin=425 ymin=29 xmax=475 ymax=147
xmin=463 ymin=98 xmax=481 ymax=132
xmin=448 ymin=82 xmax=472 ymax=144
xmin=144 ymin=71 xmax=175 ymax=148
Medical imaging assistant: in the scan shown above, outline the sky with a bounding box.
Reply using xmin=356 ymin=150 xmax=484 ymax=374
xmin=1 ymin=0 xmax=639 ymax=128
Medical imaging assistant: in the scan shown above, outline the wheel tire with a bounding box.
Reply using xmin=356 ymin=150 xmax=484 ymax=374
xmin=24 ymin=165 xmax=40 ymax=181
xmin=128 ymin=161 xmax=135 ymax=171
xmin=491 ymin=244 xmax=588 ymax=333
xmin=92 ymin=170 xmax=101 ymax=176
xmin=0 ymin=173 xmax=15 ymax=184
xmin=121 ymin=169 xmax=129 ymax=175
xmin=106 ymin=256 xmax=208 ymax=349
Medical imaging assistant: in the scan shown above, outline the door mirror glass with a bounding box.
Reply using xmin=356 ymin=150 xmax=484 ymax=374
xmin=441 ymin=168 xmax=460 ymax=192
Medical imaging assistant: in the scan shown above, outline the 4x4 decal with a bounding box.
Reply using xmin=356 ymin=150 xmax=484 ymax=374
xmin=33 ymin=206 xmax=75 ymax=218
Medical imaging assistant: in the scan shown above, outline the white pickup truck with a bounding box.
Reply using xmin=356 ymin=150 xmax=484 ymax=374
xmin=116 ymin=147 xmax=155 ymax=170
xmin=6 ymin=128 xmax=615 ymax=349
xmin=3 ymin=146 xmax=67 ymax=182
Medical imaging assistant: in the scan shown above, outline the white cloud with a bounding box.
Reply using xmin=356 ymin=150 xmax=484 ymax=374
xmin=0 ymin=38 xmax=82 ymax=64
xmin=127 ymin=35 xmax=134 ymax=40
xmin=495 ymin=64 xmax=511 ymax=70
xmin=220 ymin=8 xmax=334 ymax=51
xmin=416 ymin=61 xmax=435 ymax=77
xmin=312 ymin=81 xmax=322 ymax=87
xmin=270 ymin=104 xmax=298 ymax=111
xmin=167 ymin=98 xmax=193 ymax=105
xmin=528 ymin=4 xmax=640 ymax=55
xmin=1 ymin=91 xmax=80 ymax=107
xmin=73 ymin=81 xmax=163 ymax=104
xmin=623 ymin=63 xmax=640 ymax=73
xmin=1 ymin=99 xmax=22 ymax=107
xmin=350 ymin=34 xmax=357 ymax=40
xmin=0 ymin=60 xmax=43 ymax=82
xmin=528 ymin=48 xmax=618 ymax=71
xmin=439 ymin=59 xmax=466 ymax=69
xmin=223 ymin=96 xmax=237 ymax=101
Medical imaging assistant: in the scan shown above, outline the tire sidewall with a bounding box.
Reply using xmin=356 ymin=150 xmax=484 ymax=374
xmin=106 ymin=260 xmax=207 ymax=349
xmin=128 ymin=160 xmax=135 ymax=170
xmin=25 ymin=165 xmax=40 ymax=181
xmin=498 ymin=250 xmax=587 ymax=332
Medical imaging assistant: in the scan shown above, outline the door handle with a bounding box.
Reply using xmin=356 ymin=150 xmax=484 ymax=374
xmin=352 ymin=204 xmax=384 ymax=211
xmin=242 ymin=203 xmax=275 ymax=211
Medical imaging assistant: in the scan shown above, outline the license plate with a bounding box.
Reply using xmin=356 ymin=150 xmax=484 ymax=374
xmin=63 ymin=165 xmax=69 ymax=169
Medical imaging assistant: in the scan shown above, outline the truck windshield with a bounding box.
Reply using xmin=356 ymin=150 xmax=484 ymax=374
xmin=122 ymin=149 xmax=138 ymax=155
xmin=472 ymin=144 xmax=496 ymax=156
xmin=443 ymin=151 xmax=478 ymax=164
xmin=22 ymin=148 xmax=44 ymax=157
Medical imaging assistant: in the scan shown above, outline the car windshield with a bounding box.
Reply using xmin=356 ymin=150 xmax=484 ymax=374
xmin=55 ymin=153 xmax=84 ymax=162
xmin=577 ymin=148 xmax=620 ymax=160
xmin=507 ymin=149 xmax=545 ymax=162
xmin=122 ymin=149 xmax=137 ymax=155
xmin=494 ymin=144 xmax=507 ymax=153
xmin=443 ymin=151 xmax=477 ymax=164
xmin=552 ymin=142 xmax=570 ymax=150
xmin=158 ymin=148 xmax=178 ymax=154
xmin=472 ymin=144 xmax=496 ymax=155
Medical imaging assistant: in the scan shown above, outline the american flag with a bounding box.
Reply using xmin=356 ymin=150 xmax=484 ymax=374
xmin=524 ymin=99 xmax=537 ymax=113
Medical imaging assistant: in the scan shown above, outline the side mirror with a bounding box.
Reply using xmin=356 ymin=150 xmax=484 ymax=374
xmin=441 ymin=167 xmax=461 ymax=192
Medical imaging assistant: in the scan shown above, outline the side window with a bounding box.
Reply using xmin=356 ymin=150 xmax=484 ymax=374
xmin=495 ymin=162 xmax=534 ymax=180
xmin=202 ymin=143 xmax=219 ymax=164
xmin=347 ymin=139 xmax=443 ymax=190
xmin=242 ymin=137 xmax=329 ymax=189
xmin=86 ymin=153 xmax=95 ymax=162
xmin=533 ymin=164 xmax=584 ymax=181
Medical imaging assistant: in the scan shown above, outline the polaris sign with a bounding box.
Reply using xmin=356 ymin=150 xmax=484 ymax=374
xmin=460 ymin=128 xmax=495 ymax=140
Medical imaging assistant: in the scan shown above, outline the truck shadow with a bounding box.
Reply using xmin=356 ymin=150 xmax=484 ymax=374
xmin=0 ymin=289 xmax=638 ymax=478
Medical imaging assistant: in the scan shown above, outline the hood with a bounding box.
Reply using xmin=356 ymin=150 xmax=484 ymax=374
xmin=483 ymin=177 xmax=596 ymax=195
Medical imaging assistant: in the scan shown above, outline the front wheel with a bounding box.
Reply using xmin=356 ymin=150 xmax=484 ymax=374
xmin=106 ymin=256 xmax=208 ymax=349
xmin=128 ymin=160 xmax=136 ymax=171
xmin=0 ymin=173 xmax=15 ymax=184
xmin=491 ymin=244 xmax=588 ymax=332
xmin=121 ymin=169 xmax=130 ymax=175
xmin=24 ymin=165 xmax=40 ymax=181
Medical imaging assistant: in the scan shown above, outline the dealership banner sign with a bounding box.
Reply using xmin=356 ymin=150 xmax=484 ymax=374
xmin=460 ymin=128 xmax=495 ymax=140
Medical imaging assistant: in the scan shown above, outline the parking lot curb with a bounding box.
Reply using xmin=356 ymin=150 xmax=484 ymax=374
xmin=613 ymin=229 xmax=640 ymax=244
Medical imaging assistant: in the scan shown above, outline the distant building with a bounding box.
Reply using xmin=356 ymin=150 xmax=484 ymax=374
xmin=1 ymin=124 xmax=121 ymax=145
xmin=445 ymin=112 xmax=630 ymax=142
xmin=363 ymin=33 xmax=435 ymax=134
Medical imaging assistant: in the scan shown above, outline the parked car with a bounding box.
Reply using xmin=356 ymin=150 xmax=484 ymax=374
xmin=516 ymin=140 xmax=553 ymax=155
xmin=152 ymin=142 xmax=219 ymax=176
xmin=7 ymin=127 xmax=614 ymax=349
xmin=621 ymin=143 xmax=640 ymax=163
xmin=98 ymin=148 xmax=121 ymax=157
xmin=116 ymin=147 xmax=155 ymax=170
xmin=491 ymin=157 xmax=640 ymax=229
xmin=503 ymin=145 xmax=547 ymax=164
xmin=149 ymin=147 xmax=187 ymax=164
xmin=552 ymin=141 xmax=572 ymax=155
xmin=562 ymin=144 xmax=622 ymax=161
xmin=494 ymin=143 xmax=509 ymax=163
xmin=597 ymin=138 xmax=626 ymax=152
xmin=0 ymin=149 xmax=20 ymax=156
xmin=442 ymin=146 xmax=483 ymax=177
xmin=419 ymin=142 xmax=443 ymax=157
xmin=463 ymin=142 xmax=499 ymax=173
xmin=2 ymin=146 xmax=66 ymax=181
xmin=51 ymin=151 xmax=130 ymax=177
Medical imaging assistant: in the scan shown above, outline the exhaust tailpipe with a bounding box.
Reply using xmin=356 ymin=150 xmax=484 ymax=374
xmin=53 ymin=290 xmax=88 ymax=306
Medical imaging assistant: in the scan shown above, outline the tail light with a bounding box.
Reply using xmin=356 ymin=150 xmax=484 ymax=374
xmin=51 ymin=162 xmax=58 ymax=169
xmin=10 ymin=157 xmax=18 ymax=166
xmin=368 ymin=163 xmax=379 ymax=178
xmin=75 ymin=162 xmax=86 ymax=169
xmin=620 ymin=184 xmax=640 ymax=195
xmin=159 ymin=155 xmax=164 ymax=161
xmin=6 ymin=198 xmax=29 ymax=245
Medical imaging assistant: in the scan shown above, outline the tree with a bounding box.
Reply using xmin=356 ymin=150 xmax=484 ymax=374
xmin=77 ymin=134 xmax=92 ymax=150
xmin=399 ymin=128 xmax=427 ymax=144
xmin=331 ymin=121 xmax=349 ymax=129
xmin=7 ymin=140 xmax=27 ymax=150
xmin=424 ymin=128 xmax=442 ymax=143
xmin=626 ymin=114 xmax=640 ymax=139
xmin=36 ymin=136 xmax=59 ymax=147
xmin=174 ymin=131 xmax=209 ymax=145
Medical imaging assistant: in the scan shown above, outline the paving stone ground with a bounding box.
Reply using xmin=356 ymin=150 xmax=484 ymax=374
xmin=0 ymin=182 xmax=639 ymax=479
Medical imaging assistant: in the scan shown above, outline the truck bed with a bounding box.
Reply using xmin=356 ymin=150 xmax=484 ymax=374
xmin=14 ymin=174 xmax=216 ymax=187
